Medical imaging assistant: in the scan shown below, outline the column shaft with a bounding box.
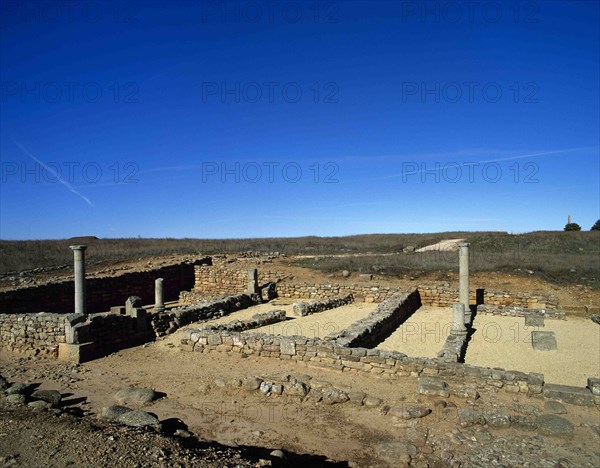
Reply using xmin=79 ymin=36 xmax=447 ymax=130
xmin=70 ymin=245 xmax=87 ymax=315
xmin=459 ymin=243 xmax=470 ymax=315
xmin=155 ymin=278 xmax=165 ymax=311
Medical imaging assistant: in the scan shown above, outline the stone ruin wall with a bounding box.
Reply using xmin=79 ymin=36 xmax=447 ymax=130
xmin=181 ymin=329 xmax=599 ymax=406
xmin=0 ymin=262 xmax=195 ymax=315
xmin=0 ymin=313 xmax=67 ymax=357
xmin=0 ymin=311 xmax=155 ymax=359
xmin=183 ymin=263 xmax=283 ymax=300
xmin=180 ymin=291 xmax=598 ymax=407
xmin=184 ymin=263 xmax=559 ymax=309
xmin=418 ymin=286 xmax=558 ymax=309
xmin=0 ymin=293 xmax=259 ymax=359
xmin=0 ymin=256 xmax=560 ymax=360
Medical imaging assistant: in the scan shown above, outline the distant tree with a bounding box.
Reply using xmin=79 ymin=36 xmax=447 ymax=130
xmin=564 ymin=222 xmax=582 ymax=231
xmin=592 ymin=220 xmax=600 ymax=231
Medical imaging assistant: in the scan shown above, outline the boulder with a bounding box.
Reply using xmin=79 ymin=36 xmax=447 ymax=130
xmin=259 ymin=381 xmax=273 ymax=395
xmin=28 ymin=400 xmax=50 ymax=411
xmin=375 ymin=441 xmax=416 ymax=465
xmin=536 ymin=414 xmax=574 ymax=437
xmin=5 ymin=383 xmax=28 ymax=395
xmin=101 ymin=405 xmax=133 ymax=421
xmin=544 ymin=400 xmax=567 ymax=415
xmin=117 ymin=409 xmax=161 ymax=429
xmin=347 ymin=392 xmax=366 ymax=405
xmin=389 ymin=406 xmax=432 ymax=420
xmin=363 ymin=396 xmax=382 ymax=407
xmin=31 ymin=390 xmax=62 ymax=406
xmin=114 ymin=387 xmax=157 ymax=406
xmin=5 ymin=394 xmax=26 ymax=405
xmin=285 ymin=381 xmax=308 ymax=397
xmin=242 ymin=376 xmax=263 ymax=391
xmin=321 ymin=387 xmax=349 ymax=405
xmin=459 ymin=408 xmax=485 ymax=427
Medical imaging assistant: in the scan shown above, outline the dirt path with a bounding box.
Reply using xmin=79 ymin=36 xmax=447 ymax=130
xmin=415 ymin=239 xmax=465 ymax=253
xmin=2 ymin=339 xmax=600 ymax=467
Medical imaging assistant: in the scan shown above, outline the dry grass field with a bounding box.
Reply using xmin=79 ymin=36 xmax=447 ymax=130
xmin=1 ymin=231 xmax=599 ymax=287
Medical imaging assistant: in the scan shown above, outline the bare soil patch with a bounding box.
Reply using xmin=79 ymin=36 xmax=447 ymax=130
xmin=2 ymin=341 xmax=599 ymax=467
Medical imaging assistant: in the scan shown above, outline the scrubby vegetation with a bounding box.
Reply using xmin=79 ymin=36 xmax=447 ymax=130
xmin=293 ymin=231 xmax=600 ymax=287
xmin=0 ymin=231 xmax=598 ymax=287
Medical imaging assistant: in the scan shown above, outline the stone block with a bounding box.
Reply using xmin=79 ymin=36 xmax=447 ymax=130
xmin=450 ymin=385 xmax=480 ymax=400
xmin=543 ymin=384 xmax=594 ymax=406
xmin=528 ymin=372 xmax=545 ymax=386
xmin=65 ymin=322 xmax=90 ymax=345
xmin=289 ymin=303 xmax=307 ymax=317
xmin=125 ymin=296 xmax=142 ymax=315
xmin=525 ymin=315 xmax=544 ymax=327
xmin=279 ymin=337 xmax=296 ymax=356
xmin=531 ymin=331 xmax=557 ymax=351
xmin=586 ymin=377 xmax=600 ymax=396
xmin=207 ymin=334 xmax=222 ymax=346
xmin=58 ymin=342 xmax=97 ymax=363
xmin=417 ymin=377 xmax=449 ymax=397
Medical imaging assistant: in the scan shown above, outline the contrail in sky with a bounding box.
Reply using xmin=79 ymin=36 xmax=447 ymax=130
xmin=13 ymin=141 xmax=94 ymax=207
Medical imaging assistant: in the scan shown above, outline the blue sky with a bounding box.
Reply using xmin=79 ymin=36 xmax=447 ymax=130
xmin=1 ymin=0 xmax=598 ymax=239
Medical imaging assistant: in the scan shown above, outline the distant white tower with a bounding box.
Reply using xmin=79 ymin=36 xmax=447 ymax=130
xmin=568 ymin=214 xmax=572 ymax=224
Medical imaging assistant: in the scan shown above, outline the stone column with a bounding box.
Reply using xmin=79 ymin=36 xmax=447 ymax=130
xmin=69 ymin=245 xmax=87 ymax=315
xmin=247 ymin=268 xmax=259 ymax=295
xmin=459 ymin=242 xmax=470 ymax=322
xmin=451 ymin=303 xmax=467 ymax=335
xmin=154 ymin=278 xmax=165 ymax=312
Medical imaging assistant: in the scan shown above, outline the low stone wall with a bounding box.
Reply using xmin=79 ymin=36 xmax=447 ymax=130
xmin=180 ymin=331 xmax=599 ymax=406
xmin=276 ymin=283 xmax=399 ymax=303
xmin=291 ymin=294 xmax=354 ymax=317
xmin=477 ymin=305 xmax=566 ymax=320
xmin=150 ymin=294 xmax=257 ymax=336
xmin=185 ymin=263 xmax=285 ymax=301
xmin=0 ymin=313 xmax=68 ymax=357
xmin=86 ymin=313 xmax=153 ymax=355
xmin=418 ymin=286 xmax=558 ymax=309
xmin=0 ymin=262 xmax=196 ymax=315
xmin=0 ymin=308 xmax=154 ymax=360
xmin=197 ymin=310 xmax=287 ymax=333
xmin=185 ymin=261 xmax=560 ymax=309
xmin=325 ymin=290 xmax=422 ymax=348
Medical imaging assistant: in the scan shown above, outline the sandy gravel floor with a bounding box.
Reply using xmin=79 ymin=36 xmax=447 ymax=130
xmin=253 ymin=303 xmax=378 ymax=339
xmin=467 ymin=314 xmax=600 ymax=387
xmin=376 ymin=307 xmax=453 ymax=358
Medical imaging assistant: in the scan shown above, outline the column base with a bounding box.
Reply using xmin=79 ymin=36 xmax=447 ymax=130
xmin=58 ymin=342 xmax=97 ymax=364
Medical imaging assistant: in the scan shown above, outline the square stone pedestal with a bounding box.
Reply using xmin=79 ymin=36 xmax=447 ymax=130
xmin=58 ymin=342 xmax=97 ymax=363
xmin=531 ymin=331 xmax=557 ymax=351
